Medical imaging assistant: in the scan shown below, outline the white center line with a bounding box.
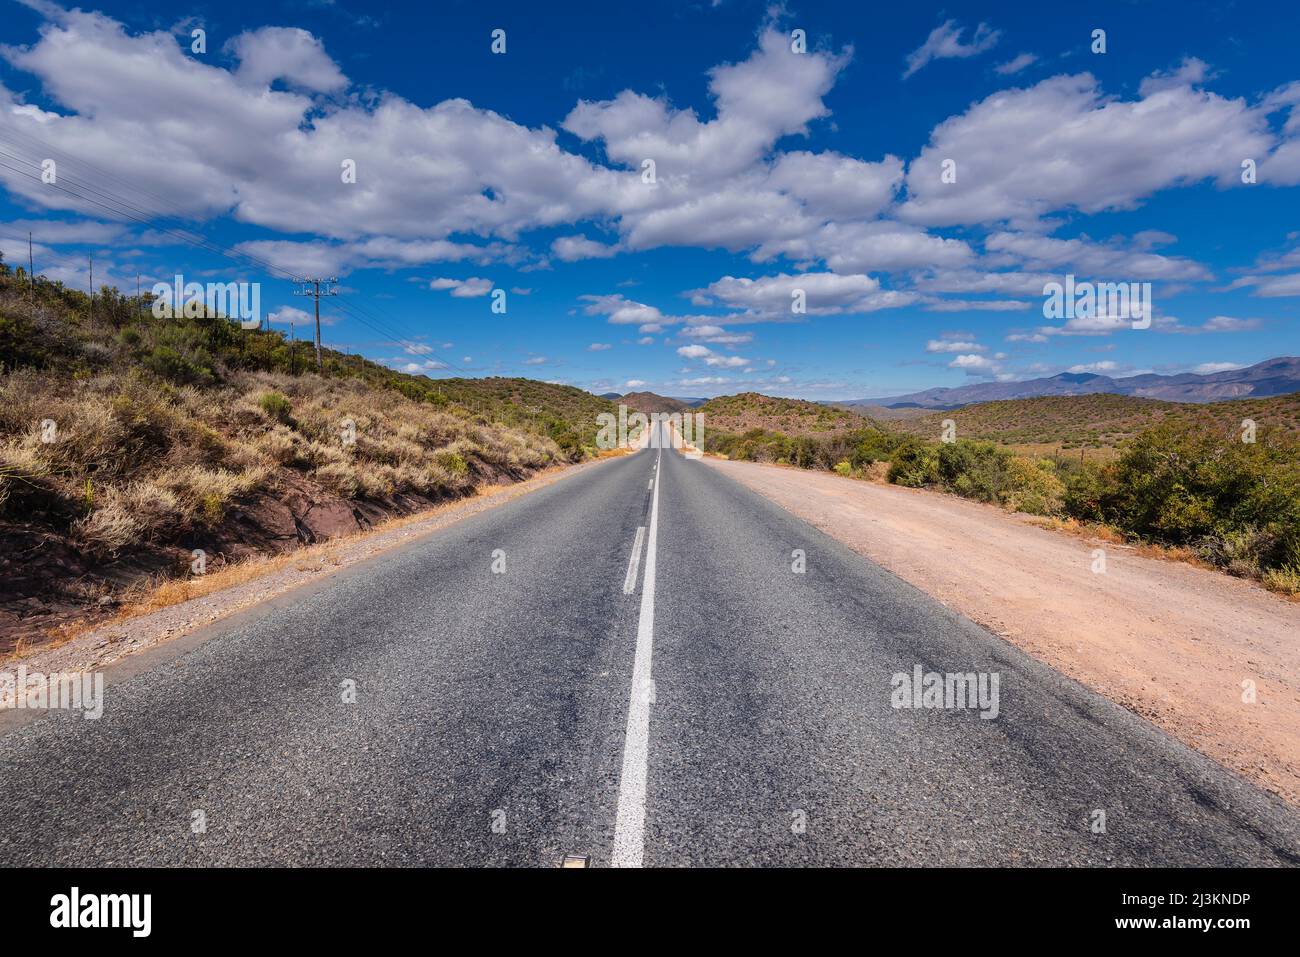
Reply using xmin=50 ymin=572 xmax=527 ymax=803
xmin=622 ymin=525 xmax=646 ymax=595
xmin=612 ymin=441 xmax=663 ymax=867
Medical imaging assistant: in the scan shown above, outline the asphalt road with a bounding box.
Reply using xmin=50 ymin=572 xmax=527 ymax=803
xmin=2 ymin=421 xmax=1298 ymax=866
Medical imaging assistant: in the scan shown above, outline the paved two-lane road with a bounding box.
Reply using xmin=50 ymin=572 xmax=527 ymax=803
xmin=2 ymin=422 xmax=1298 ymax=866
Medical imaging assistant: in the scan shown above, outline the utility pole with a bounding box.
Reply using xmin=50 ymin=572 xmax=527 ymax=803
xmin=292 ymin=276 xmax=338 ymax=372
xmin=289 ymin=318 xmax=296 ymax=376
xmin=28 ymin=232 xmax=34 ymax=303
xmin=88 ymin=255 xmax=93 ymax=320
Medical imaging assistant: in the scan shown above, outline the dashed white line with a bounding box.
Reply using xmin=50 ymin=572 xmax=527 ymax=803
xmin=612 ymin=441 xmax=663 ymax=867
xmin=622 ymin=526 xmax=646 ymax=595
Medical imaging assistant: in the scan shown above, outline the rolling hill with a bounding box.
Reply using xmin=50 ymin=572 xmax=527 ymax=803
xmin=619 ymin=391 xmax=693 ymax=414
xmin=845 ymin=357 xmax=1300 ymax=410
xmin=698 ymin=392 xmax=875 ymax=435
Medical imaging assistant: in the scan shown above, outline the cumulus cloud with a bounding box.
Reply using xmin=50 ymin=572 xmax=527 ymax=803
xmin=900 ymin=72 xmax=1275 ymax=227
xmin=690 ymin=272 xmax=917 ymax=316
xmin=563 ymin=28 xmax=849 ymax=179
xmin=580 ymin=293 xmax=670 ymax=327
xmin=227 ymin=27 xmax=348 ymax=93
xmin=949 ymin=353 xmax=1001 ymax=376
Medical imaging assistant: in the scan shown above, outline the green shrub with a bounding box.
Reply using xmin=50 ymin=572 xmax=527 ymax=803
xmin=938 ymin=440 xmax=1011 ymax=503
xmin=887 ymin=441 xmax=940 ymax=487
xmin=1002 ymin=457 xmax=1065 ymax=516
xmin=436 ymin=451 xmax=469 ymax=476
xmin=1262 ymin=563 xmax=1300 ymax=595
xmin=1061 ymin=461 xmax=1119 ymax=523
xmin=258 ymin=390 xmax=293 ymax=424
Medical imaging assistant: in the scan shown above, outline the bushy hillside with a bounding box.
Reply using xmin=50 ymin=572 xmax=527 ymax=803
xmin=0 ymin=257 xmax=613 ymax=647
xmin=699 ymin=392 xmax=873 ymax=435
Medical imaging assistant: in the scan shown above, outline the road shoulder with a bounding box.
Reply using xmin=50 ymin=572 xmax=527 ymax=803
xmin=2 ymin=457 xmax=618 ymax=688
xmin=707 ymin=457 xmax=1300 ymax=808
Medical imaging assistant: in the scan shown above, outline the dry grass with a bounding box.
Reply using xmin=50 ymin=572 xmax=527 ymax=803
xmin=1 ymin=367 xmax=562 ymax=559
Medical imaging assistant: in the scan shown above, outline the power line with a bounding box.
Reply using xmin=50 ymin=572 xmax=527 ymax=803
xmin=292 ymin=276 xmax=338 ymax=371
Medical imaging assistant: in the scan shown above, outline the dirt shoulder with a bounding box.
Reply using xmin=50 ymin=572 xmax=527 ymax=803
xmin=6 ymin=457 xmax=613 ymax=678
xmin=709 ymin=457 xmax=1300 ymax=807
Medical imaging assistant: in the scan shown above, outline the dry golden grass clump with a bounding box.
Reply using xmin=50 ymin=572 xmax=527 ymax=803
xmin=0 ymin=366 xmax=561 ymax=557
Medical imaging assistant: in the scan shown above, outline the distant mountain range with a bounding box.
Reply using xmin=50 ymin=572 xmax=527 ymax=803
xmin=842 ymin=357 xmax=1300 ymax=410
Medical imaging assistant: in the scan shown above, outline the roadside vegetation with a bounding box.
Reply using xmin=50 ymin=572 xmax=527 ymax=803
xmin=706 ymin=403 xmax=1300 ymax=597
xmin=0 ymin=255 xmax=615 ymax=644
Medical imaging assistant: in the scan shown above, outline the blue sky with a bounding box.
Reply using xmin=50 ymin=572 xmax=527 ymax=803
xmin=1 ymin=0 xmax=1298 ymax=399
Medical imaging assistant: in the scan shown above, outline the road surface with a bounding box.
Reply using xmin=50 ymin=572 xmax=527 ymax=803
xmin=2 ymin=421 xmax=1298 ymax=866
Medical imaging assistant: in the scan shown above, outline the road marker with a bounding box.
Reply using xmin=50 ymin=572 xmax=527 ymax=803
xmin=561 ymin=854 xmax=590 ymax=868
xmin=612 ymin=437 xmax=662 ymax=867
xmin=622 ymin=526 xmax=646 ymax=595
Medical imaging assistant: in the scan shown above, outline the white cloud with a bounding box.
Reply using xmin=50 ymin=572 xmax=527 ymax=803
xmin=900 ymin=72 xmax=1275 ymax=227
xmin=984 ymin=231 xmax=1209 ymax=281
xmin=551 ymin=235 xmax=620 ymax=261
xmin=563 ymin=28 xmax=849 ymax=179
xmin=693 ymin=271 xmax=897 ymax=315
xmin=1200 ymin=315 xmax=1261 ymax=332
xmin=764 ymin=152 xmax=903 ymax=219
xmin=903 ymin=20 xmax=1001 ymax=79
xmin=587 ymin=342 xmax=612 ymax=351
xmin=926 ymin=339 xmax=985 ymax=353
xmin=1227 ymin=273 xmax=1300 ymax=297
xmin=267 ymin=305 xmax=342 ymax=328
xmin=994 ymin=53 xmax=1037 ymax=76
xmin=757 ymin=220 xmax=974 ymax=273
xmin=581 ymin=293 xmax=670 ymax=326
xmin=1192 ymin=362 xmax=1246 ymax=374
xmin=1067 ymin=361 xmax=1120 ymax=374
xmin=227 ymin=27 xmax=348 ymax=93
xmin=430 ymin=277 xmax=494 ymax=297
xmin=949 ymin=353 xmax=1000 ymax=376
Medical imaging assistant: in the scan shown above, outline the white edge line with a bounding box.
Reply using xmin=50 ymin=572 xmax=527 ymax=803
xmin=611 ymin=443 xmax=662 ymax=867
xmin=622 ymin=525 xmax=646 ymax=595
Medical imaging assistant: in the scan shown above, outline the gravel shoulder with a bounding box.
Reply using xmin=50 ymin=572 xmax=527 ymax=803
xmin=708 ymin=458 xmax=1300 ymax=807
